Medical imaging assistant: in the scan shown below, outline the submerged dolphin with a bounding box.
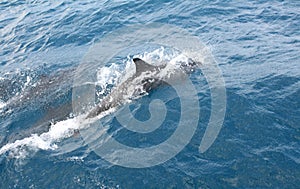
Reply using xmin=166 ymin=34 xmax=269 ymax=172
xmin=0 ymin=68 xmax=76 ymax=146
xmin=86 ymin=58 xmax=198 ymax=118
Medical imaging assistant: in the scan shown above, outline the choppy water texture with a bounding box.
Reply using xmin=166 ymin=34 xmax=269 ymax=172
xmin=0 ymin=0 xmax=300 ymax=188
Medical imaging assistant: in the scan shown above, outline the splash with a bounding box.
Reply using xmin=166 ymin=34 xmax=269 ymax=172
xmin=0 ymin=117 xmax=78 ymax=158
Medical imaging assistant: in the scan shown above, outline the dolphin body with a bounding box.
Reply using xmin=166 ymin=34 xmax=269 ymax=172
xmin=86 ymin=58 xmax=198 ymax=119
xmin=0 ymin=57 xmax=199 ymax=150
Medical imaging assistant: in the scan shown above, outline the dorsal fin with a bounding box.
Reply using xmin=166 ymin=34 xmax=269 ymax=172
xmin=133 ymin=58 xmax=156 ymax=74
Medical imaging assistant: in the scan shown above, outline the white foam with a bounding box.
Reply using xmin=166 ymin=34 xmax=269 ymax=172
xmin=0 ymin=100 xmax=6 ymax=110
xmin=96 ymin=63 xmax=122 ymax=91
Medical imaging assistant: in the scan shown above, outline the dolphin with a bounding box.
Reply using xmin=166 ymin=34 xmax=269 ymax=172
xmin=0 ymin=57 xmax=199 ymax=153
xmin=86 ymin=57 xmax=199 ymax=119
xmin=0 ymin=58 xmax=197 ymax=139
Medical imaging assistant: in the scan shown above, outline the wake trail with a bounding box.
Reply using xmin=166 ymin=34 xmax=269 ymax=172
xmin=0 ymin=112 xmax=111 ymax=158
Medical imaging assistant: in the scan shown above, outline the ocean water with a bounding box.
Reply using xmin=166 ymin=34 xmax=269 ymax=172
xmin=0 ymin=0 xmax=299 ymax=188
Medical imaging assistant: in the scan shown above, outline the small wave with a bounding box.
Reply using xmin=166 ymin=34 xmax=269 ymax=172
xmin=0 ymin=118 xmax=80 ymax=158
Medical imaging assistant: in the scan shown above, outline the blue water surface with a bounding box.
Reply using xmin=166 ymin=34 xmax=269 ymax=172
xmin=0 ymin=0 xmax=299 ymax=188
